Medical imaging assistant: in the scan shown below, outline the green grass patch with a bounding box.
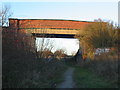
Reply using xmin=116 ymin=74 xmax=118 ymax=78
xmin=74 ymin=66 xmax=118 ymax=88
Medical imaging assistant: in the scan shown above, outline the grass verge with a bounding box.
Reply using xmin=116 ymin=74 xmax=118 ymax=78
xmin=74 ymin=66 xmax=118 ymax=88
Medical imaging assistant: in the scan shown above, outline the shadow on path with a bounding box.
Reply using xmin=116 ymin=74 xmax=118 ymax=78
xmin=56 ymin=67 xmax=75 ymax=88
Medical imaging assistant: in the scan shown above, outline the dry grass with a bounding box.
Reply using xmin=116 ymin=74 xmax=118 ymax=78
xmin=3 ymin=56 xmax=66 ymax=88
xmin=83 ymin=53 xmax=118 ymax=87
xmin=2 ymin=28 xmax=67 ymax=88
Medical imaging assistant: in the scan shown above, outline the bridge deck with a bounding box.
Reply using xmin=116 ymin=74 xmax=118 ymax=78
xmin=32 ymin=33 xmax=75 ymax=38
xmin=20 ymin=28 xmax=79 ymax=35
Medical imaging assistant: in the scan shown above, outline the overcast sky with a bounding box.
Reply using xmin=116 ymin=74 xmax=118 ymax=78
xmin=1 ymin=0 xmax=119 ymax=55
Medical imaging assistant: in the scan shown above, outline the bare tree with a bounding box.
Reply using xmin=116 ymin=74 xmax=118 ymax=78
xmin=54 ymin=49 xmax=67 ymax=58
xmin=0 ymin=4 xmax=12 ymax=26
xmin=36 ymin=38 xmax=54 ymax=58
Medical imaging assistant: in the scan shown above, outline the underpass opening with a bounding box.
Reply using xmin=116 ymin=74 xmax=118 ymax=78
xmin=35 ymin=37 xmax=79 ymax=57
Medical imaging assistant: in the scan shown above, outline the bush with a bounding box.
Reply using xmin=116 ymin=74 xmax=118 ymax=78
xmin=83 ymin=54 xmax=118 ymax=81
xmin=2 ymin=27 xmax=66 ymax=88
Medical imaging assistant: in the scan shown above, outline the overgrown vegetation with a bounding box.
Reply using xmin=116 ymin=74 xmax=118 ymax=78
xmin=74 ymin=19 xmax=119 ymax=88
xmin=82 ymin=54 xmax=118 ymax=87
xmin=76 ymin=19 xmax=118 ymax=59
xmin=1 ymin=7 xmax=67 ymax=88
xmin=74 ymin=66 xmax=118 ymax=88
xmin=2 ymin=27 xmax=67 ymax=88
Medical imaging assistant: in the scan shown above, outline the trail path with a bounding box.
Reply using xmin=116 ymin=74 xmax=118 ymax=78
xmin=56 ymin=67 xmax=75 ymax=88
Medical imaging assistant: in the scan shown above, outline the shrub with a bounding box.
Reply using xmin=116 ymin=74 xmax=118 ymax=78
xmin=84 ymin=54 xmax=118 ymax=81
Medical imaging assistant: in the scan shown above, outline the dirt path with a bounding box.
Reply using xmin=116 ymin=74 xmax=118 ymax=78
xmin=56 ymin=67 xmax=75 ymax=88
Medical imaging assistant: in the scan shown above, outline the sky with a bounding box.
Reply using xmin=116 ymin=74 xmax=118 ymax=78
xmin=0 ymin=0 xmax=119 ymax=2
xmin=2 ymin=2 xmax=118 ymax=23
xmin=1 ymin=0 xmax=119 ymax=55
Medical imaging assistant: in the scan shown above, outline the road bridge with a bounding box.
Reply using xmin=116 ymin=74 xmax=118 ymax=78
xmin=9 ymin=18 xmax=92 ymax=38
xmin=8 ymin=18 xmax=93 ymax=63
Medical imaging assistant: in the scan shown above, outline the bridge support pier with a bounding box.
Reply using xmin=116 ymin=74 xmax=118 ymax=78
xmin=75 ymin=41 xmax=84 ymax=65
xmin=32 ymin=35 xmax=38 ymax=58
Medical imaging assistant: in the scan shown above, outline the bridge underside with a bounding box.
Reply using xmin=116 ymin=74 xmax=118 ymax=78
xmin=32 ymin=33 xmax=75 ymax=38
